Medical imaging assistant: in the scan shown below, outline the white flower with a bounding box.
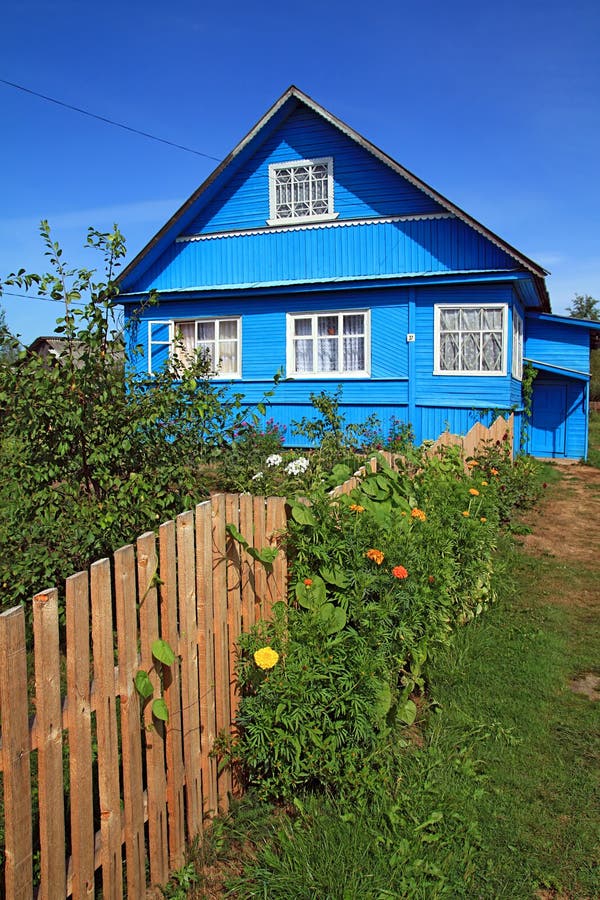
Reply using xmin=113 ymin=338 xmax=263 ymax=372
xmin=266 ymin=454 xmax=283 ymax=467
xmin=285 ymin=456 xmax=309 ymax=476
xmin=251 ymin=471 xmax=264 ymax=480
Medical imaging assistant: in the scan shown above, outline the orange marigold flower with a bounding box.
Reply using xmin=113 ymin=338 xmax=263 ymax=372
xmin=462 ymin=510 xmax=470 ymax=517
xmin=491 ymin=468 xmax=499 ymax=476
xmin=467 ymin=459 xmax=479 ymax=468
xmin=366 ymin=548 xmax=385 ymax=565
xmin=349 ymin=503 xmax=365 ymax=513
xmin=392 ymin=565 xmax=409 ymax=579
xmin=480 ymin=517 xmax=487 ymax=523
xmin=410 ymin=508 xmax=426 ymax=521
xmin=469 ymin=488 xmax=480 ymax=496
xmin=303 ymin=578 xmax=313 ymax=586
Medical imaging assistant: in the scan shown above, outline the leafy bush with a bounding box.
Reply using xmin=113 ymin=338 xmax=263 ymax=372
xmin=0 ymin=223 xmax=271 ymax=622
xmin=228 ymin=444 xmax=514 ymax=801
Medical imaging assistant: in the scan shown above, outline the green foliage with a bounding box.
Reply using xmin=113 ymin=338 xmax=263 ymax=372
xmin=0 ymin=305 xmax=19 ymax=363
xmin=0 ymin=222 xmax=268 ymax=622
xmin=228 ymin=439 xmax=535 ymax=801
xmin=291 ymin=386 xmax=381 ymax=471
xmin=590 ymin=348 xmax=600 ymax=401
xmin=566 ymin=292 xmax=599 ymax=320
xmin=468 ymin=432 xmax=543 ymax=523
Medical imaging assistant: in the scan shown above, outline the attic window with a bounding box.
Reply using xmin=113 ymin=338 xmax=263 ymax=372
xmin=268 ymin=157 xmax=338 ymax=225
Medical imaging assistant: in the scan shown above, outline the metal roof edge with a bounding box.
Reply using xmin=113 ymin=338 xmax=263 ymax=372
xmin=525 ymin=357 xmax=591 ymax=380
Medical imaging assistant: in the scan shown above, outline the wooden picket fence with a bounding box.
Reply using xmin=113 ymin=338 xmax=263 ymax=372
xmin=0 ymin=494 xmax=287 ymax=899
xmin=332 ymin=415 xmax=514 ymax=496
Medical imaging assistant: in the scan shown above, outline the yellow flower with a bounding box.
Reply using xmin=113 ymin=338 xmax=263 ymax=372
xmin=481 ymin=480 xmax=488 ymax=486
xmin=254 ymin=647 xmax=280 ymax=670
xmin=469 ymin=488 xmax=480 ymax=496
xmin=349 ymin=503 xmax=365 ymax=513
xmin=411 ymin=508 xmax=427 ymax=521
xmin=462 ymin=510 xmax=470 ymax=517
xmin=480 ymin=517 xmax=487 ymax=523
xmin=366 ymin=548 xmax=385 ymax=565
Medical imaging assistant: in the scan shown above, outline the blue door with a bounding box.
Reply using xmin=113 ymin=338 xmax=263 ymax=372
xmin=530 ymin=383 xmax=567 ymax=457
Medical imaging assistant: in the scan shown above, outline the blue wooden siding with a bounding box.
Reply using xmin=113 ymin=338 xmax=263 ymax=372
xmin=128 ymin=217 xmax=516 ymax=294
xmin=184 ymin=106 xmax=444 ymax=235
xmin=412 ymin=282 xmax=516 ymax=415
xmin=125 ymin=286 xmax=410 ymax=382
xmin=525 ymin=316 xmax=590 ymax=376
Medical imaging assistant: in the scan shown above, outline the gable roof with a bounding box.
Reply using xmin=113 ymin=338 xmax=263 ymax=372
xmin=118 ymin=86 xmax=551 ymax=310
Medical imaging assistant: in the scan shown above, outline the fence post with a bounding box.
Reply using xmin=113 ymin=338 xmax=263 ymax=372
xmin=0 ymin=606 xmax=33 ymax=899
xmin=33 ymin=589 xmax=66 ymax=899
xmin=65 ymin=571 xmax=95 ymax=899
xmin=91 ymin=559 xmax=123 ymax=900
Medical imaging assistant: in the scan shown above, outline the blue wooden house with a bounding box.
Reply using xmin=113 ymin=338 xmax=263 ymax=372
xmin=118 ymin=86 xmax=600 ymax=459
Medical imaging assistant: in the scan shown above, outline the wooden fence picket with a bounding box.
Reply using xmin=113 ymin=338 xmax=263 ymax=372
xmin=65 ymin=571 xmax=95 ymax=899
xmin=90 ymin=559 xmax=122 ymax=900
xmin=0 ymin=606 xmax=33 ymax=899
xmin=114 ymin=545 xmax=146 ymax=896
xmin=159 ymin=520 xmax=186 ymax=870
xmin=33 ymin=589 xmax=66 ymax=899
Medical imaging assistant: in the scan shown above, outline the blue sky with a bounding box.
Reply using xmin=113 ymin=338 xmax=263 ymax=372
xmin=1 ymin=0 xmax=599 ymax=343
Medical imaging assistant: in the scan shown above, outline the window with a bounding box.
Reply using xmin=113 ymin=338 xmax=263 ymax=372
xmin=287 ymin=311 xmax=369 ymax=377
xmin=268 ymin=157 xmax=337 ymax=225
xmin=434 ymin=305 xmax=506 ymax=375
xmin=512 ymin=312 xmax=523 ymax=380
xmin=147 ymin=318 xmax=241 ymax=377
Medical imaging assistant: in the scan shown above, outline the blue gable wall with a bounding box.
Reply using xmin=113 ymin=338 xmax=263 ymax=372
xmin=185 ymin=106 xmax=444 ymax=235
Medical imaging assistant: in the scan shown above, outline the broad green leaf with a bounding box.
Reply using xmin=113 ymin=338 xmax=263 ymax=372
xmin=398 ymin=698 xmax=417 ymax=725
xmin=290 ymin=503 xmax=317 ymax=527
xmin=295 ymin=575 xmax=326 ymax=610
xmin=247 ymin=546 xmax=279 ymax=566
xmin=152 ymin=638 xmax=175 ymax=666
xmin=225 ymin=522 xmax=249 ymax=550
xmin=318 ymin=603 xmax=346 ymax=634
xmin=319 ymin=565 xmax=350 ymax=588
xmin=134 ymin=670 xmax=154 ymax=700
xmin=152 ymin=698 xmax=169 ymax=722
xmin=373 ymin=680 xmax=392 ymax=719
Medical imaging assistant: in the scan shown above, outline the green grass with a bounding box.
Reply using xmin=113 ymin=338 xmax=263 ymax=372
xmin=426 ymin=544 xmax=599 ymax=898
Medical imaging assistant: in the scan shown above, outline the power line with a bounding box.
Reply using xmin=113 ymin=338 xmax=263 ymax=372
xmin=1 ymin=290 xmax=64 ymax=303
xmin=0 ymin=77 xmax=221 ymax=162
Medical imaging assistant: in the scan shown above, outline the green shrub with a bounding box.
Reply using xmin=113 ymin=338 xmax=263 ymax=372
xmin=229 ymin=445 xmax=511 ymax=801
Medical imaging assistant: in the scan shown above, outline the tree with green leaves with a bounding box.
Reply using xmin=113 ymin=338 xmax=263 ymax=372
xmin=0 ymin=304 xmax=19 ymax=363
xmin=0 ymin=222 xmax=276 ymax=621
xmin=566 ymin=293 xmax=599 ymax=321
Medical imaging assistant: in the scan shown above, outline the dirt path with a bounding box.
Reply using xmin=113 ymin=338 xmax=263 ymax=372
xmin=521 ymin=463 xmax=600 ymax=710
xmin=521 ymin=464 xmax=600 ymax=583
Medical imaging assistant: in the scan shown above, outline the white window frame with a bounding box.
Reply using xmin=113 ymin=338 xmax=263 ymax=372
xmin=512 ymin=310 xmax=524 ymax=380
xmin=147 ymin=317 xmax=242 ymax=378
xmin=286 ymin=310 xmax=370 ymax=378
xmin=267 ymin=157 xmax=338 ymax=226
xmin=433 ymin=304 xmax=508 ymax=376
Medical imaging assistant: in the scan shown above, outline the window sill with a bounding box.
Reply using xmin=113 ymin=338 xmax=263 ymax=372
xmin=266 ymin=212 xmax=339 ymax=227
